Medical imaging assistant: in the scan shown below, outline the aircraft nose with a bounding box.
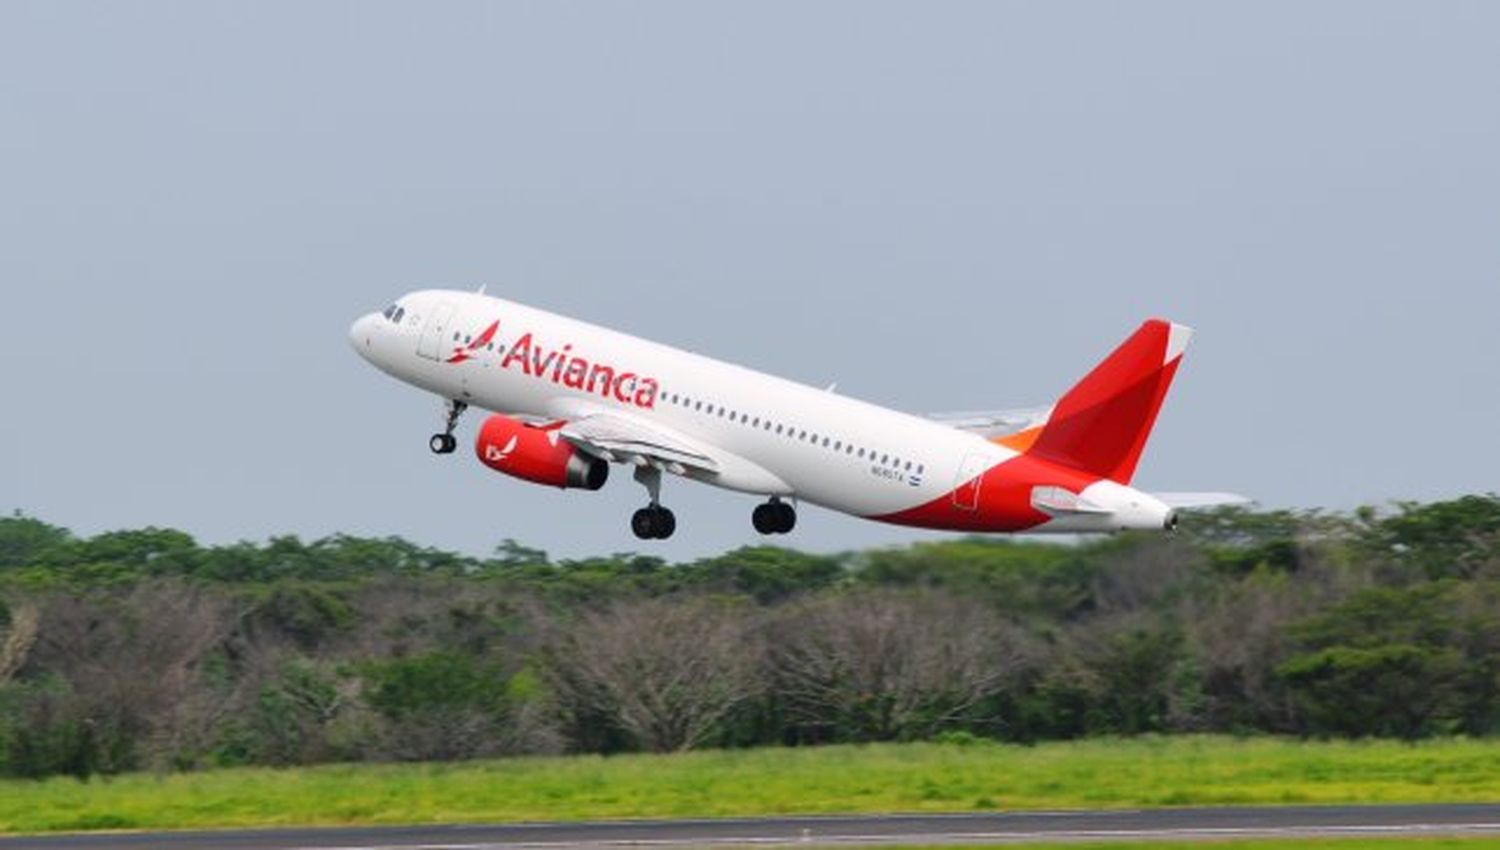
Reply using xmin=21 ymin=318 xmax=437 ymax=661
xmin=349 ymin=313 xmax=378 ymax=356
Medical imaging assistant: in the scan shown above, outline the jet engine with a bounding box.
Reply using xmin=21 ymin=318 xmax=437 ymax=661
xmin=474 ymin=414 xmax=609 ymax=490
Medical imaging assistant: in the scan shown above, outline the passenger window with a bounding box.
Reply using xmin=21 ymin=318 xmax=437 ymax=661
xmin=775 ymin=424 xmax=783 ymax=434
xmin=834 ymin=441 xmax=842 ymax=451
xmin=857 ymin=448 xmax=865 ymax=458
xmin=904 ymin=460 xmax=912 ymax=470
xmin=453 ymin=332 xmax=460 ymax=342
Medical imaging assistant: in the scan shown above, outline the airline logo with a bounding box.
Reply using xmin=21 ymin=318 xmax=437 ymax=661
xmin=483 ymin=434 xmax=519 ymax=463
xmin=445 ymin=320 xmax=500 ymax=364
xmin=481 ymin=421 xmax=565 ymax=464
xmin=447 ymin=318 xmax=661 ymax=410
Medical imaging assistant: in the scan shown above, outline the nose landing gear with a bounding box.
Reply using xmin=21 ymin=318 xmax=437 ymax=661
xmin=752 ymin=498 xmax=796 ymax=535
xmin=429 ymin=399 xmax=467 ymax=454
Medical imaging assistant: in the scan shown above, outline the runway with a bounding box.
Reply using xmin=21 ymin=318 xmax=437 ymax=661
xmin=3 ymin=805 xmax=1499 ymax=848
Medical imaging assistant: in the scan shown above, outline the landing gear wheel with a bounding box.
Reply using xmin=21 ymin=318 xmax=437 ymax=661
xmin=753 ymin=500 xmax=795 ymax=535
xmin=429 ymin=433 xmax=457 ymax=454
xmin=631 ymin=508 xmax=656 ymax=539
xmin=775 ymin=502 xmax=796 ymax=533
xmin=654 ymin=507 xmax=676 ymax=539
xmin=752 ymin=503 xmax=779 ymax=534
xmin=631 ymin=506 xmax=676 ymax=540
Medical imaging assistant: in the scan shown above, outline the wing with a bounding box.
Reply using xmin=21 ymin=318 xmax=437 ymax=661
xmin=928 ymin=405 xmax=1053 ymax=439
xmin=558 ymin=411 xmax=721 ymax=476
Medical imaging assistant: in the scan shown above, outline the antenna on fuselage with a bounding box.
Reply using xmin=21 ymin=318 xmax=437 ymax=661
xmin=476 ymin=284 xmax=488 ymax=295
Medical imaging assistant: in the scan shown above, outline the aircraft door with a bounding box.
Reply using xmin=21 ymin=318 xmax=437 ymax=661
xmin=952 ymin=452 xmax=988 ymax=511
xmin=416 ymin=302 xmax=456 ymax=360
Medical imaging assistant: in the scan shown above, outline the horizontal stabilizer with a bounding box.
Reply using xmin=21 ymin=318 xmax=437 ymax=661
xmin=929 ymin=405 xmax=1053 ymax=439
xmin=1031 ymin=486 xmax=1112 ymax=515
xmin=1152 ymin=492 xmax=1253 ymax=509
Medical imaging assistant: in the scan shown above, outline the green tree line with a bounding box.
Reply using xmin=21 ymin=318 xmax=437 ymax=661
xmin=0 ymin=495 xmax=1497 ymax=779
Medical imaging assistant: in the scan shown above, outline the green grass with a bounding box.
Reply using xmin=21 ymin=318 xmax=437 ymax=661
xmin=2 ymin=736 xmax=1499 ymax=834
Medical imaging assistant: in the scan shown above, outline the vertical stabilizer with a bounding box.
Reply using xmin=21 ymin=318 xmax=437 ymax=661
xmin=1026 ymin=319 xmax=1190 ymax=484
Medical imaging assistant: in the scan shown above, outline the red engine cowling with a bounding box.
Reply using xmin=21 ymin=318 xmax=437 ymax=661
xmin=474 ymin=414 xmax=609 ymax=490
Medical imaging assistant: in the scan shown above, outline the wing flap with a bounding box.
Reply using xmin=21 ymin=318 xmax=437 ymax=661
xmin=559 ymin=412 xmax=720 ymax=473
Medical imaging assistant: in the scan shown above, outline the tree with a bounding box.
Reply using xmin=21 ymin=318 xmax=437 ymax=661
xmin=545 ymin=596 xmax=764 ymax=752
xmin=13 ymin=581 xmax=234 ymax=775
xmin=360 ymin=651 xmax=514 ymax=760
xmin=1359 ymin=495 xmax=1500 ymax=580
xmin=685 ymin=546 xmax=844 ymax=603
xmin=0 ymin=514 xmax=73 ymax=570
xmin=1277 ymin=584 xmax=1476 ymax=738
xmin=769 ymin=589 xmax=1029 ymax=741
xmin=1022 ymin=614 xmax=1188 ymax=737
xmin=0 ymin=602 xmax=39 ymax=685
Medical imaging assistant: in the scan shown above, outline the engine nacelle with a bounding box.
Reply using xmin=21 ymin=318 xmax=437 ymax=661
xmin=474 ymin=414 xmax=609 ymax=490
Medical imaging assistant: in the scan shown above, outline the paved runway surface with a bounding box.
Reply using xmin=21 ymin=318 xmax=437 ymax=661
xmin=3 ymin=805 xmax=1500 ymax=848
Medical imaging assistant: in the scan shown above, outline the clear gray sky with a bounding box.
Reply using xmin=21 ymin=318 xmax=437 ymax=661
xmin=2 ymin=1 xmax=1497 ymax=559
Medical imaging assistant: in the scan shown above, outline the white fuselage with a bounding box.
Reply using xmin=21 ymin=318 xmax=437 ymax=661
xmin=352 ymin=290 xmax=1010 ymax=519
xmin=351 ymin=289 xmax=1175 ymax=533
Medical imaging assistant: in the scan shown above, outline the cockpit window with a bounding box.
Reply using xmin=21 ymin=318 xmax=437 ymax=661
xmin=393 ymin=307 xmax=405 ymax=323
xmin=382 ymin=305 xmax=396 ymax=320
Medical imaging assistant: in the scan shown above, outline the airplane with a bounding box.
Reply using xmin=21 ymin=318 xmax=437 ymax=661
xmin=349 ymin=290 xmax=1243 ymax=540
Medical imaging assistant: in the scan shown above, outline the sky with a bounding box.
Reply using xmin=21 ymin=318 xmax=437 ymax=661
xmin=2 ymin=1 xmax=1497 ymax=560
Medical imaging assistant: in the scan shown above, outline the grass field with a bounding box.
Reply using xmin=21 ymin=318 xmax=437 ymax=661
xmin=1 ymin=736 xmax=1498 ymax=834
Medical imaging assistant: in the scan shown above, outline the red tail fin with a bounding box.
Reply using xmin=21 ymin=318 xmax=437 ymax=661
xmin=1027 ymin=319 xmax=1191 ymax=484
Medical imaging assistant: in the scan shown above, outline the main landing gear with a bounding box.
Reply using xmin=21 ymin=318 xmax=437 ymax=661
xmin=630 ymin=465 xmax=676 ymax=540
xmin=753 ymin=498 xmax=796 ymax=535
xmin=429 ymin=399 xmax=467 ymax=454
